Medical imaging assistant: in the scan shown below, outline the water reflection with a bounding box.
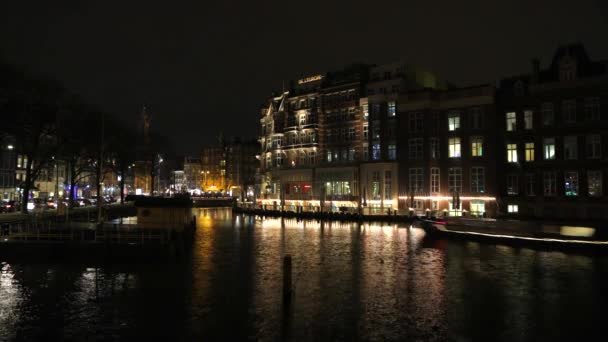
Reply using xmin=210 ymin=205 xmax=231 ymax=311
xmin=0 ymin=208 xmax=607 ymax=340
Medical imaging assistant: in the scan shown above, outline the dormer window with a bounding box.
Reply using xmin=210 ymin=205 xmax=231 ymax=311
xmin=559 ymin=55 xmax=577 ymax=81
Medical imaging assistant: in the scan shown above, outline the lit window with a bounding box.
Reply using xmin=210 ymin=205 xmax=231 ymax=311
xmin=388 ymin=101 xmax=396 ymax=117
xmin=525 ymin=143 xmax=535 ymax=162
xmin=507 ymin=174 xmax=519 ymax=195
xmin=506 ymin=112 xmax=516 ymax=131
xmin=471 ymin=167 xmax=485 ymax=193
xmin=588 ymin=170 xmax=603 ymax=197
xmin=299 ymin=114 xmax=307 ymax=125
xmin=388 ymin=144 xmax=396 ymax=160
xmin=471 ymin=137 xmax=483 ymax=157
xmin=562 ymin=100 xmax=576 ymax=123
xmin=584 ymin=97 xmax=600 ymax=121
xmin=430 ymin=168 xmax=440 ymax=193
xmin=363 ymin=104 xmax=369 ymax=120
xmin=507 ymin=144 xmax=518 ymax=163
xmin=448 ymin=112 xmax=460 ymax=131
xmin=372 ymin=144 xmax=381 ymax=160
xmin=448 ymin=138 xmax=461 ymax=158
xmin=543 ymin=138 xmax=555 ymax=160
xmin=563 ymin=136 xmax=578 ymax=160
xmin=564 ymin=171 xmax=578 ymax=196
xmin=327 ymin=151 xmax=332 ymax=162
xmin=384 ymin=171 xmax=392 ymax=200
xmin=524 ymin=110 xmax=533 ymax=130
xmin=507 ymin=204 xmax=518 ymax=213
xmin=586 ymin=134 xmax=601 ymax=159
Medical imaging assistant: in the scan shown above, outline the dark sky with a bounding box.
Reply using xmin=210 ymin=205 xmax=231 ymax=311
xmin=1 ymin=0 xmax=607 ymax=154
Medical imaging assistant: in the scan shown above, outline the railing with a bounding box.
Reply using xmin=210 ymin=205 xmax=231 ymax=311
xmin=0 ymin=220 xmax=172 ymax=245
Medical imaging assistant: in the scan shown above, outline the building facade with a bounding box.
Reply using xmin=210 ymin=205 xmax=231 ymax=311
xmin=498 ymin=44 xmax=608 ymax=220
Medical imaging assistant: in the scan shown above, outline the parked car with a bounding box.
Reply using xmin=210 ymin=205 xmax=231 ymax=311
xmin=0 ymin=200 xmax=18 ymax=213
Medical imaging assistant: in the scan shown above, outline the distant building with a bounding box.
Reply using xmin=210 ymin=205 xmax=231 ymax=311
xmin=184 ymin=156 xmax=202 ymax=191
xmin=497 ymin=44 xmax=608 ymax=220
xmin=170 ymin=170 xmax=186 ymax=193
xmin=201 ymin=146 xmax=226 ymax=191
xmin=224 ymin=139 xmax=259 ymax=199
xmin=0 ymin=136 xmax=16 ymax=200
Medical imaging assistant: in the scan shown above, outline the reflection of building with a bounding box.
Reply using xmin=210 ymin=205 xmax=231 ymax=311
xmin=184 ymin=156 xmax=201 ymax=191
xmin=201 ymin=146 xmax=225 ymax=191
xmin=497 ymin=44 xmax=608 ymax=220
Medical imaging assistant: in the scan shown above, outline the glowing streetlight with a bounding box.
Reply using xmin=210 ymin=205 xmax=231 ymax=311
xmin=7 ymin=145 xmax=13 ymax=150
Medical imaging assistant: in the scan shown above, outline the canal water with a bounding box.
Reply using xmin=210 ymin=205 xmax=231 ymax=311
xmin=1 ymin=208 xmax=607 ymax=341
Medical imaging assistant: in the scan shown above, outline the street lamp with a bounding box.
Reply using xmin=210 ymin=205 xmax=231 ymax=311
xmin=7 ymin=145 xmax=13 ymax=150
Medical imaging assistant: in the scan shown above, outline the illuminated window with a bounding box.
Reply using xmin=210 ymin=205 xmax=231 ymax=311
xmin=388 ymin=144 xmax=396 ymax=160
xmin=507 ymin=144 xmax=518 ymax=163
xmin=523 ymin=142 xmax=535 ymax=162
xmin=506 ymin=112 xmax=516 ymax=131
xmin=507 ymin=204 xmax=518 ymax=213
xmin=448 ymin=138 xmax=461 ymax=158
xmin=372 ymin=171 xmax=380 ymax=200
xmin=586 ymin=134 xmax=601 ymax=159
xmin=564 ymin=171 xmax=578 ymax=196
xmin=524 ymin=110 xmax=533 ymax=129
xmin=362 ymin=104 xmax=369 ymax=121
xmin=543 ymin=171 xmax=557 ymax=196
xmin=562 ymin=100 xmax=576 ymax=123
xmin=348 ymin=148 xmax=355 ymax=161
xmin=388 ymin=101 xmax=396 ymax=117
xmin=543 ymin=138 xmax=555 ymax=160
xmin=327 ymin=151 xmax=332 ymax=162
xmin=430 ymin=168 xmax=440 ymax=193
xmin=563 ymin=136 xmax=578 ymax=160
xmin=471 ymin=136 xmax=483 ymax=157
xmin=448 ymin=167 xmax=462 ymax=193
xmin=471 ymin=167 xmax=485 ymax=193
xmin=448 ymin=112 xmax=460 ymax=131
xmin=372 ymin=144 xmax=381 ymax=160
xmin=584 ymin=97 xmax=600 ymax=121
xmin=384 ymin=171 xmax=392 ymax=200
xmin=588 ymin=170 xmax=602 ymax=197
xmin=507 ymin=174 xmax=519 ymax=195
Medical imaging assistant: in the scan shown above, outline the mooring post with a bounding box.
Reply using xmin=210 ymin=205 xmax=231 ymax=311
xmin=283 ymin=254 xmax=292 ymax=305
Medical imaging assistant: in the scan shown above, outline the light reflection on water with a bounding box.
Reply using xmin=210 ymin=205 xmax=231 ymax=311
xmin=0 ymin=208 xmax=607 ymax=340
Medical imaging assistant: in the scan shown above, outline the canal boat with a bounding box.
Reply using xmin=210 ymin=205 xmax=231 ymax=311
xmin=417 ymin=217 xmax=608 ymax=249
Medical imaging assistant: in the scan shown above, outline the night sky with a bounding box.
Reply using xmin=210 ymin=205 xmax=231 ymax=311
xmin=1 ymin=0 xmax=607 ymax=154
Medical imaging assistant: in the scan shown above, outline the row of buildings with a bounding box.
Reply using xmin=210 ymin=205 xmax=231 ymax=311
xmin=169 ymin=139 xmax=259 ymax=199
xmin=257 ymin=44 xmax=608 ymax=220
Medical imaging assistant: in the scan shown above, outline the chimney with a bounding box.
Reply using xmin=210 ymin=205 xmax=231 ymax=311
xmin=531 ymin=58 xmax=540 ymax=83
